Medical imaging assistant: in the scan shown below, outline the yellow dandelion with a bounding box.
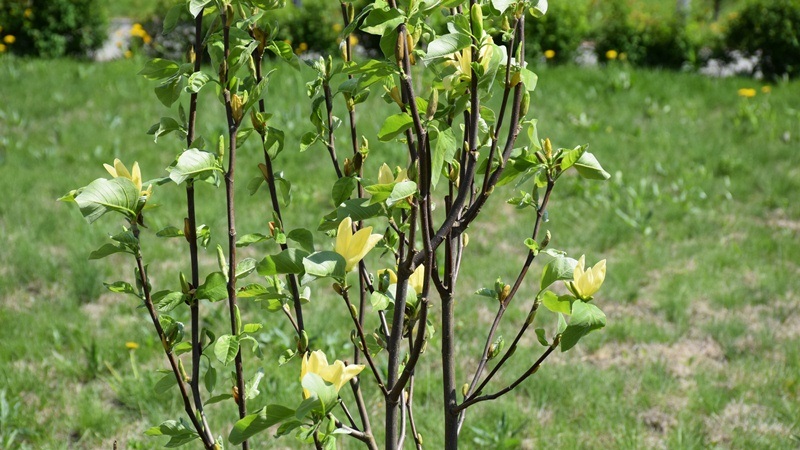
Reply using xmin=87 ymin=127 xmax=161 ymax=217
xmin=0 ymin=43 xmax=6 ymax=53
xmin=348 ymin=35 xmax=358 ymax=46
xmin=605 ymin=49 xmax=618 ymax=60
xmin=333 ymin=23 xmax=343 ymax=32
xmin=544 ymin=49 xmax=556 ymax=59
xmin=737 ymin=88 xmax=756 ymax=98
xmin=24 ymin=8 xmax=32 ymax=18
xmin=761 ymin=86 xmax=771 ymax=94
xmin=3 ymin=35 xmax=16 ymax=44
xmin=125 ymin=341 xmax=140 ymax=350
xmin=143 ymin=34 xmax=152 ymax=45
xmin=124 ymin=50 xmax=133 ymax=59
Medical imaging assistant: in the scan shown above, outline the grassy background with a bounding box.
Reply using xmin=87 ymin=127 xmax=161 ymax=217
xmin=1 ymin=4 xmax=800 ymax=450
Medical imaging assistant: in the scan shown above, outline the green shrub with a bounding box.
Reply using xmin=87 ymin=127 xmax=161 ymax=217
xmin=592 ymin=0 xmax=693 ymax=68
xmin=526 ymin=1 xmax=590 ymax=63
xmin=725 ymin=0 xmax=800 ymax=79
xmin=0 ymin=0 xmax=107 ymax=58
xmin=270 ymin=0 xmax=346 ymax=54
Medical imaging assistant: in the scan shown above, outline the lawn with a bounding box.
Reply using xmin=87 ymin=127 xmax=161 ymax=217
xmin=1 ymin=39 xmax=799 ymax=450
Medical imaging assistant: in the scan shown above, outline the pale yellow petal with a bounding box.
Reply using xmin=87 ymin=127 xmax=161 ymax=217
xmin=337 ymin=363 xmax=365 ymax=389
xmin=103 ymin=163 xmax=118 ymax=178
xmin=345 ymin=226 xmax=381 ymax=271
xmin=573 ymin=255 xmax=586 ymax=283
xmin=335 ymin=217 xmax=353 ymax=258
xmin=378 ymin=163 xmax=394 ymax=185
xmin=131 ymin=162 xmax=142 ymax=192
xmin=378 ymin=268 xmax=398 ymax=284
xmin=114 ymin=159 xmax=132 ymax=180
xmin=409 ymin=264 xmax=425 ymax=295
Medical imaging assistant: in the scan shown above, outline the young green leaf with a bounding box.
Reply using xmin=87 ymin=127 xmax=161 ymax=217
xmin=560 ymin=301 xmax=606 ymax=351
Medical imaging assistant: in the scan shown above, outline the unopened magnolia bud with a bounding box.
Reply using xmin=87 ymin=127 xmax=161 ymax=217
xmin=340 ymin=40 xmax=349 ymax=61
xmin=268 ymin=221 xmax=276 ymax=236
xmin=360 ymin=135 xmax=369 ymax=153
xmin=326 ymin=414 xmax=336 ymax=434
xmin=332 ymin=282 xmax=344 ymax=295
xmin=461 ymin=383 xmax=469 ymax=398
xmin=535 ymin=151 xmax=547 ymax=164
xmin=232 ymin=385 xmax=240 ymax=405
xmin=325 ymin=56 xmax=333 ymax=77
xmin=230 ymin=93 xmax=243 ymax=123
xmin=188 ymin=45 xmax=196 ymax=64
xmin=405 ymin=32 xmax=416 ymax=65
xmin=544 ymin=138 xmax=553 ymax=159
xmin=344 ymin=157 xmax=355 ymax=177
xmin=462 ymin=233 xmax=469 ymax=248
xmin=389 ymin=86 xmax=403 ymax=108
xmin=471 ymin=3 xmax=484 ymax=38
xmin=217 ymin=135 xmax=225 ymax=159
xmin=501 ymin=15 xmax=511 ymax=31
xmin=347 ymin=2 xmax=355 ymax=22
xmin=395 ymin=32 xmax=405 ymax=66
xmin=349 ymin=303 xmax=359 ymax=319
xmin=520 ymin=90 xmax=530 ymax=116
xmin=353 ymin=151 xmax=364 ymax=173
xmin=183 ymin=218 xmax=192 ymax=243
xmin=350 ymin=329 xmax=358 ymax=346
xmin=488 ymin=336 xmax=504 ymax=359
xmin=251 ymin=110 xmax=267 ymax=135
xmin=164 ymin=322 xmax=184 ymax=352
xmin=426 ymin=89 xmax=438 ymax=120
xmin=510 ymin=70 xmax=521 ymax=87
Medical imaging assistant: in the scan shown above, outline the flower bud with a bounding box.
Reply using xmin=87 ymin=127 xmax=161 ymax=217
xmin=510 ymin=70 xmax=521 ymax=87
xmin=501 ymin=15 xmax=511 ymax=31
xmin=349 ymin=303 xmax=359 ymax=319
xmin=180 ymin=271 xmax=190 ymax=294
xmin=520 ymin=90 xmax=530 ymax=117
xmin=183 ymin=217 xmax=192 ymax=243
xmin=230 ymin=93 xmax=244 ymax=124
xmin=544 ymin=138 xmax=553 ymax=159
xmin=541 ymin=230 xmax=551 ymax=249
xmin=395 ymin=32 xmax=406 ymax=66
xmin=471 ymin=3 xmax=484 ymax=38
xmin=426 ymin=89 xmax=438 ymax=120
xmin=347 ymin=3 xmax=355 ymax=22
xmin=499 ymin=284 xmax=511 ymax=303
xmin=298 ymin=330 xmax=309 ymax=353
xmin=232 ymin=385 xmax=240 ymax=405
xmin=488 ymin=336 xmax=504 ymax=359
xmin=332 ymin=282 xmax=344 ymax=295
xmin=164 ymin=322 xmax=184 ymax=352
xmin=251 ymin=110 xmax=267 ymax=135
xmin=406 ymin=32 xmax=416 ymax=65
xmin=461 ymin=383 xmax=470 ymax=398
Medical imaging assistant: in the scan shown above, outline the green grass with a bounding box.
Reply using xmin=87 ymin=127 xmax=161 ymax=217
xmin=1 ymin=51 xmax=799 ymax=449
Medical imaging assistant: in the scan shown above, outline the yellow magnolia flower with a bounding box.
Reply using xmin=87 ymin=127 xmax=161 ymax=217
xmin=377 ymin=268 xmax=398 ymax=284
xmin=104 ymin=158 xmax=152 ymax=198
xmin=377 ymin=163 xmax=408 ymax=185
xmin=335 ymin=217 xmax=382 ymax=272
xmin=605 ymin=49 xmax=618 ymax=60
xmin=737 ymin=88 xmax=756 ymax=98
xmin=544 ymin=49 xmax=556 ymax=59
xmin=568 ymin=255 xmax=606 ymax=300
xmin=442 ymin=36 xmax=495 ymax=90
xmin=300 ymin=350 xmax=364 ymax=398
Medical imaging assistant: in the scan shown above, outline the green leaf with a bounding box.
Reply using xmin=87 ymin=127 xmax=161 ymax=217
xmin=573 ymin=152 xmax=611 ymax=180
xmin=204 ymin=365 xmax=216 ymax=393
xmin=302 ymin=251 xmax=347 ymax=280
xmin=169 ymin=149 xmax=220 ymax=185
xmin=387 ymin=180 xmax=417 ymax=207
xmin=299 ymin=131 xmax=319 ymax=152
xmin=236 ymin=233 xmax=271 ymax=247
xmin=256 ymin=249 xmax=309 ymax=276
xmin=139 ymin=59 xmax=180 ymax=80
xmin=520 ymin=68 xmax=538 ymax=91
xmin=156 ymin=226 xmax=184 ymax=238
xmin=245 ymin=368 xmax=265 ymax=400
xmin=560 ymin=301 xmax=606 ymax=352
xmin=332 ymin=176 xmax=357 ymax=206
xmin=268 ymin=41 xmax=299 ymax=70
xmin=301 ymin=372 xmax=339 ymax=413
xmin=155 ymin=77 xmax=183 ymax=107
xmin=145 ymin=419 xmax=199 ymax=447
xmin=154 ymin=373 xmax=178 ymax=394
xmin=361 ymin=7 xmax=404 ymax=35
xmin=431 ymin=127 xmax=456 ymax=187
xmin=189 ymin=0 xmax=213 ymax=17
xmin=236 ymin=258 xmax=257 ymax=279
xmin=540 ymin=290 xmax=573 ymax=315
xmin=424 ymin=33 xmax=471 ymax=61
xmin=229 ymin=405 xmax=297 ymax=445
xmin=559 ymin=145 xmax=586 ymax=172
xmin=370 ymin=291 xmax=392 ymax=310
xmin=162 ymin=4 xmax=182 ymax=35
xmin=186 ymin=71 xmax=211 ymax=93
xmin=214 ymin=334 xmax=240 ymax=365
xmin=523 ymin=238 xmax=539 ymax=253
xmin=195 ymin=272 xmax=228 ymax=302
xmin=152 ymin=290 xmax=187 ymax=312
xmin=491 ymin=0 xmax=515 ymax=13
xmin=75 ymin=177 xmax=140 ymax=223
xmin=205 ymin=393 xmax=232 ymax=405
xmin=378 ymin=113 xmax=414 ymax=142
xmin=535 ymin=328 xmax=548 ymax=346
xmin=104 ymin=281 xmax=136 ymax=295
xmin=540 ymin=256 xmax=577 ymax=290
xmin=530 ymin=0 xmax=548 ymax=18
xmin=147 ymin=116 xmax=184 ymax=143
xmin=287 ymin=228 xmax=315 ymax=253
xmin=89 ymin=243 xmax=130 ymax=260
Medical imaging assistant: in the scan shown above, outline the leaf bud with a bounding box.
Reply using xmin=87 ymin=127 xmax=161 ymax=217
xmin=325 ymin=55 xmax=333 ymax=78
xmin=388 ymin=85 xmax=404 ymax=108
xmin=344 ymin=157 xmax=355 ymax=177
xmin=501 ymin=15 xmax=511 ymax=31
xmin=217 ymin=134 xmax=225 ymax=159
xmin=360 ymin=135 xmax=369 ymax=154
xmin=180 ymin=271 xmax=190 ymax=294
xmin=230 ymin=93 xmax=244 ymax=124
xmin=350 ymin=329 xmax=358 ymax=347
xmin=417 ymin=434 xmax=423 ymax=445
xmin=462 ymin=233 xmax=469 ymax=248
xmin=471 ymin=3 xmax=484 ymax=38
xmin=541 ymin=230 xmax=551 ymax=249
xmin=520 ymin=90 xmax=530 ymax=117
xmin=488 ymin=336 xmax=504 ymax=359
xmin=499 ymin=284 xmax=511 ymax=303
xmin=510 ymin=70 xmax=521 ymax=87
xmin=349 ymin=303 xmax=359 ymax=319
xmin=251 ymin=110 xmax=267 ymax=135
xmin=347 ymin=3 xmax=355 ymax=22
xmin=225 ymin=4 xmax=235 ymax=26
xmin=232 ymin=385 xmax=240 ymax=405
xmin=298 ymin=330 xmax=309 ymax=353
xmin=164 ymin=322 xmax=184 ymax=352
xmin=426 ymin=89 xmax=438 ymax=120
xmin=353 ymin=150 xmax=364 ymax=174
xmin=461 ymin=383 xmax=470 ymax=398
xmin=183 ymin=217 xmax=192 ymax=243
xmin=326 ymin=414 xmax=336 ymax=434
xmin=332 ymin=282 xmax=344 ymax=295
